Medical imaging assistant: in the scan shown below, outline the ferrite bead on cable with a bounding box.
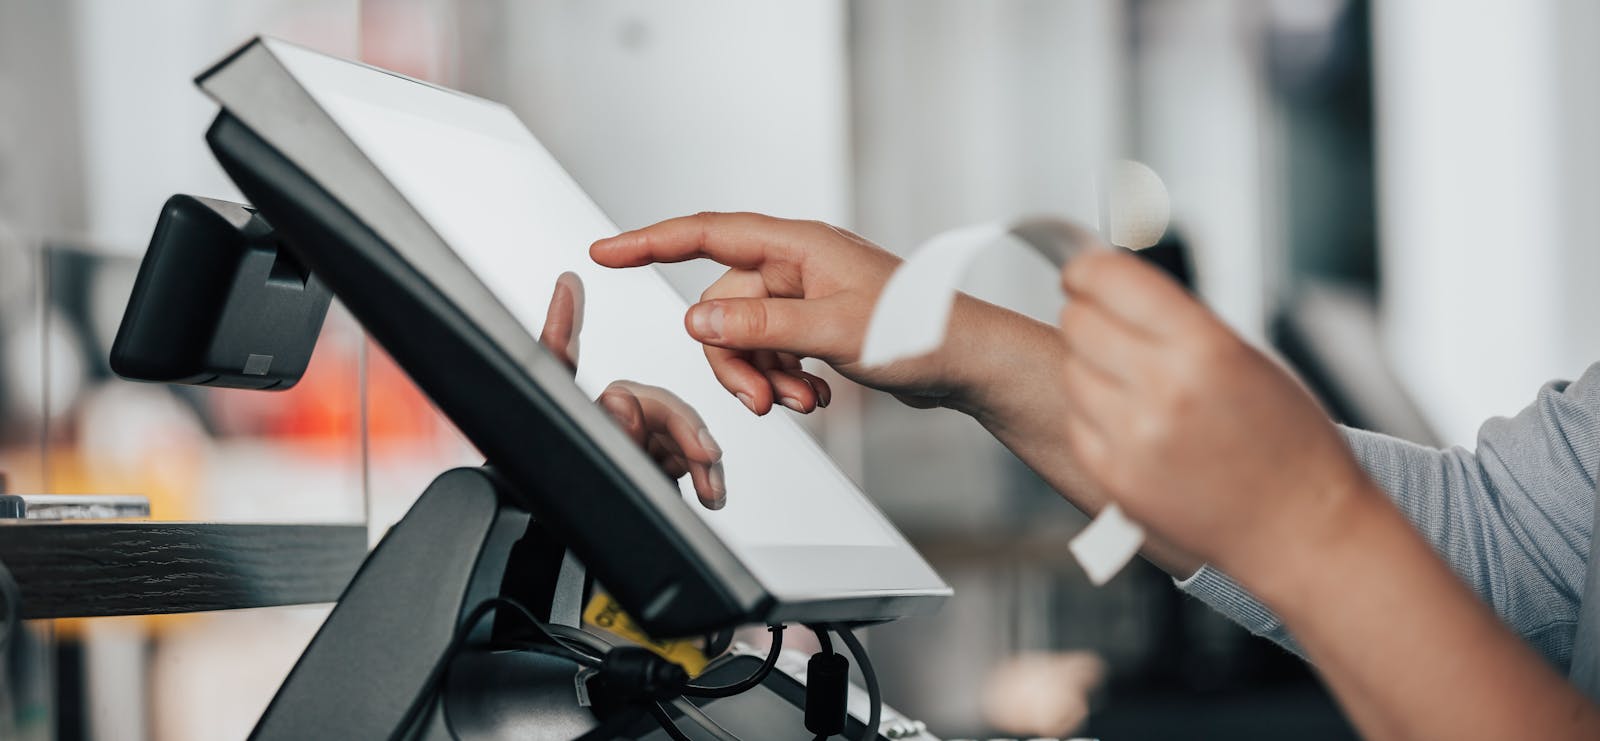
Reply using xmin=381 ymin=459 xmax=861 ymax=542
xmin=804 ymin=652 xmax=851 ymax=736
xmin=600 ymin=646 xmax=689 ymax=700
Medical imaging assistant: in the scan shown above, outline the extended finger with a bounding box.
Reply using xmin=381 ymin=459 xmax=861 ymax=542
xmin=646 ymin=429 xmax=724 ymax=509
xmin=612 ymin=381 xmax=724 ymax=465
xmin=1058 ymin=299 xmax=1155 ymax=385
xmin=590 ymin=211 xmax=824 ymax=271
xmin=685 ymin=295 xmax=851 ymax=360
xmin=687 ymin=460 xmax=727 ymax=510
xmin=646 ymin=434 xmax=690 ymax=479
xmin=597 ymin=385 xmax=648 ymax=446
xmin=1061 ymin=250 xmax=1203 ymax=338
xmin=538 ymin=271 xmax=586 ymax=370
xmin=1060 ymin=353 xmax=1127 ymax=437
xmin=703 ymin=346 xmax=775 ymax=416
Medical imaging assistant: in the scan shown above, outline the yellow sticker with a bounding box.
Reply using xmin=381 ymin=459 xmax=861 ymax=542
xmin=583 ymin=593 xmax=710 ymax=676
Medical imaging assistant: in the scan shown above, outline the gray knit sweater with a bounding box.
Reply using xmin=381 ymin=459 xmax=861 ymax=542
xmin=1177 ymin=362 xmax=1600 ymax=669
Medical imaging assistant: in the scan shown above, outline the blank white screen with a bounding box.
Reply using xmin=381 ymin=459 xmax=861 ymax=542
xmin=272 ymin=45 xmax=905 ymax=561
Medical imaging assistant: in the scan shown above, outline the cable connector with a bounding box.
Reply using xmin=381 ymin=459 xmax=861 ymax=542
xmin=599 ymin=646 xmax=690 ymax=701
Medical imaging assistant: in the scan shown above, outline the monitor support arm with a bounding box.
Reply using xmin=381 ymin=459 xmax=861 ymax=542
xmin=110 ymin=194 xmax=606 ymax=739
xmin=250 ymin=466 xmax=600 ymax=740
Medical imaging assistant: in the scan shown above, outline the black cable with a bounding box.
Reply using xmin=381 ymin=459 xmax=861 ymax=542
xmin=703 ymin=627 xmax=735 ymax=658
xmin=545 ymin=621 xmax=616 ymax=659
xmin=831 ymin=626 xmax=880 ymax=741
xmin=647 ymin=701 xmax=694 ymax=741
xmin=806 ymin=624 xmax=834 ymax=655
xmin=681 ymin=624 xmax=786 ymax=698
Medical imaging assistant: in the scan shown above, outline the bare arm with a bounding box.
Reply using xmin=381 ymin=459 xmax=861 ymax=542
xmin=1185 ymin=408 xmax=1599 ymax=663
xmin=936 ymin=296 xmax=1205 ymax=575
xmin=594 ymin=213 xmax=1600 ymax=737
xmin=1261 ymin=487 xmax=1598 ymax=739
xmin=590 ymin=212 xmax=1203 ymax=574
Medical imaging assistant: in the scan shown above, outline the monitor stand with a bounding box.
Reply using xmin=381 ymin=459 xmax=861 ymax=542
xmin=250 ymin=466 xmax=602 ymax=740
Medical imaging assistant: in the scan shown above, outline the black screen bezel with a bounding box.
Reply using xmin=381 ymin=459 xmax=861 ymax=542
xmin=206 ymin=112 xmax=769 ymax=636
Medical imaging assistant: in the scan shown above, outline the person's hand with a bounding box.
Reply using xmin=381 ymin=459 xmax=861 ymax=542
xmin=539 ymin=272 xmax=725 ymax=509
xmin=590 ymin=212 xmax=987 ymax=415
xmin=1055 ymin=251 xmax=1379 ymax=577
xmin=538 ymin=271 xmax=586 ymax=371
xmin=595 ymin=381 xmax=726 ymax=509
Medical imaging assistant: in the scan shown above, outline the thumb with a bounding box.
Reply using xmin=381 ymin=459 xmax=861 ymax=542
xmin=685 ymin=296 xmax=848 ymax=359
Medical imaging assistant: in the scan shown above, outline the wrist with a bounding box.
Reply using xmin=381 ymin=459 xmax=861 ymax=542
xmin=937 ymin=294 xmax=1065 ymax=421
xmin=1224 ymin=470 xmax=1388 ymax=610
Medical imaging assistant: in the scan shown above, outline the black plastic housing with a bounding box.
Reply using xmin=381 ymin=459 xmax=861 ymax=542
xmin=110 ymin=194 xmax=331 ymax=390
xmin=204 ymin=112 xmax=767 ymax=637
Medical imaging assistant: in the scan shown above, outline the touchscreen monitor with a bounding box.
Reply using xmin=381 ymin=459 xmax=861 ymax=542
xmin=197 ymin=38 xmax=948 ymax=634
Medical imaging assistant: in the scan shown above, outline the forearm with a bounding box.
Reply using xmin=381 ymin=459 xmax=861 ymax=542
xmin=1183 ymin=415 xmax=1600 ymax=664
xmin=941 ymin=296 xmax=1203 ymax=576
xmin=1246 ymin=488 xmax=1600 ymax=740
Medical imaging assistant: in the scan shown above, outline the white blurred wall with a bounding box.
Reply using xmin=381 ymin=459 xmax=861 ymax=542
xmin=456 ymin=0 xmax=852 ymax=300
xmin=847 ymin=1 xmax=1126 ymax=732
xmin=69 ymin=0 xmax=358 ymax=252
xmin=1135 ymin=0 xmax=1271 ymax=342
xmin=1374 ymin=0 xmax=1600 ymax=446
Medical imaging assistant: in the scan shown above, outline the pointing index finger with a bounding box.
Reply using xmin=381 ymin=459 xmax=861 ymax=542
xmin=590 ymin=212 xmax=807 ymax=270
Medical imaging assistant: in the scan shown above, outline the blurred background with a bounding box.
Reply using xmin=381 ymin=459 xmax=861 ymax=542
xmin=1 ymin=0 xmax=1597 ymax=739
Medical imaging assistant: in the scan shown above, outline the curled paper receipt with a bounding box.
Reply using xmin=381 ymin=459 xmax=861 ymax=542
xmin=859 ymin=216 xmax=1146 ymax=586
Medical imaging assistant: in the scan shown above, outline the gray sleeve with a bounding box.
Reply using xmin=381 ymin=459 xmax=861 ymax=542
xmin=1177 ymin=363 xmax=1600 ymax=667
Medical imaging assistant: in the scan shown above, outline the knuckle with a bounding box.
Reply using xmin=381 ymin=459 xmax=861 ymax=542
xmin=733 ymin=302 xmax=770 ymax=341
xmin=1062 ymin=359 xmax=1092 ymax=392
xmin=1165 ymin=385 xmax=1199 ymax=419
xmin=1169 ymin=348 xmax=1208 ymax=387
xmin=633 ymin=228 xmax=658 ymax=255
xmin=1100 ymin=461 xmax=1140 ymax=497
xmin=1159 ymin=362 xmax=1205 ymax=411
xmin=1186 ymin=329 xmax=1244 ymax=375
xmin=1060 ymin=305 xmax=1091 ymax=338
xmin=1062 ymin=255 xmax=1094 ymax=287
xmin=1129 ymin=409 xmax=1171 ymax=446
xmin=690 ymin=211 xmax=727 ymax=247
xmin=1065 ymin=249 xmax=1120 ymax=290
xmin=1082 ymin=249 xmax=1122 ymax=276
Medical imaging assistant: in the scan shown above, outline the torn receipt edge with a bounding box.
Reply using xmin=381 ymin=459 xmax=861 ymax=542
xmin=1068 ymin=503 xmax=1146 ymax=586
